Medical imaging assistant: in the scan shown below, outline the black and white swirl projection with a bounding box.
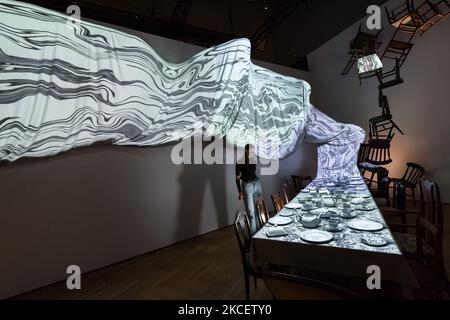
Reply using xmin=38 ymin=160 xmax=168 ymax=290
xmin=0 ymin=0 xmax=364 ymax=180
xmin=0 ymin=0 xmax=312 ymax=162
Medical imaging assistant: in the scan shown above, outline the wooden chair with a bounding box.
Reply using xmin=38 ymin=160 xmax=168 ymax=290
xmin=263 ymin=271 xmax=361 ymax=300
xmin=281 ymin=183 xmax=294 ymax=203
xmin=384 ymin=180 xmax=449 ymax=298
xmin=291 ymin=175 xmax=313 ymax=193
xmin=285 ymin=177 xmax=296 ymax=196
xmin=391 ymin=162 xmax=425 ymax=207
xmin=233 ymin=210 xmax=260 ymax=300
xmin=256 ymin=198 xmax=270 ymax=228
xmin=341 ymin=23 xmax=383 ymax=76
xmin=358 ymin=143 xmax=380 ymax=188
xmin=271 ymin=193 xmax=286 ymax=213
xmin=370 ymin=167 xmax=391 ymax=207
xmin=366 ymin=114 xmax=404 ymax=165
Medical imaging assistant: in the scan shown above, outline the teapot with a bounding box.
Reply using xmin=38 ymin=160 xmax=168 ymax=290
xmin=301 ymin=213 xmax=322 ymax=228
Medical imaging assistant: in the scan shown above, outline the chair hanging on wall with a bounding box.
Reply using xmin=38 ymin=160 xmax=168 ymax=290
xmin=366 ymin=113 xmax=404 ymax=165
xmin=378 ymin=0 xmax=418 ymax=88
xmin=378 ymin=0 xmax=449 ymax=89
xmin=341 ymin=23 xmax=383 ymax=76
xmin=386 ymin=0 xmax=450 ymax=35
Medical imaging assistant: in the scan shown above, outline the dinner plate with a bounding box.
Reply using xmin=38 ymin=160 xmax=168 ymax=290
xmin=348 ymin=219 xmax=384 ymax=232
xmin=279 ymin=211 xmax=295 ymax=217
xmin=358 ymin=193 xmax=372 ymax=198
xmin=285 ymin=203 xmax=302 ymax=209
xmin=350 ymin=197 xmax=366 ymax=205
xmin=361 ymin=235 xmax=388 ymax=247
xmin=301 ymin=204 xmax=318 ymax=211
xmin=357 ymin=204 xmax=376 ymax=211
xmin=300 ymin=230 xmax=333 ymax=244
xmin=268 ymin=216 xmax=293 ymax=226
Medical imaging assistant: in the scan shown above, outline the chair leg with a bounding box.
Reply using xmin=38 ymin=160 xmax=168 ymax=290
xmin=393 ymin=184 xmax=397 ymax=208
xmin=244 ymin=272 xmax=250 ymax=300
xmin=412 ymin=187 xmax=416 ymax=207
xmin=437 ymin=259 xmax=450 ymax=296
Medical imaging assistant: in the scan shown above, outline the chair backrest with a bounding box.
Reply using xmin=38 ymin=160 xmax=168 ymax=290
xmin=291 ymin=175 xmax=313 ymax=193
xmin=369 ymin=114 xmax=396 ymax=142
xmin=402 ymin=162 xmax=425 ymax=186
xmin=366 ymin=139 xmax=392 ymax=165
xmin=357 ymin=143 xmax=370 ymax=165
xmin=285 ymin=177 xmax=296 ymax=196
xmin=234 ymin=210 xmax=252 ymax=258
xmin=416 ymin=180 xmax=444 ymax=260
xmin=385 ymin=0 xmax=415 ymax=24
xmin=263 ymin=272 xmax=361 ymax=300
xmin=271 ymin=193 xmax=285 ymax=213
xmin=256 ymin=198 xmax=270 ymax=227
xmin=281 ymin=183 xmax=292 ymax=203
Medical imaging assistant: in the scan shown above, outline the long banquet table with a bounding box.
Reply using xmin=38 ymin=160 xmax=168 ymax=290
xmin=252 ymin=177 xmax=418 ymax=294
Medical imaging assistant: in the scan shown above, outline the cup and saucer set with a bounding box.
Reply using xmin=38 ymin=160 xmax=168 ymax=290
xmin=326 ymin=210 xmax=344 ymax=232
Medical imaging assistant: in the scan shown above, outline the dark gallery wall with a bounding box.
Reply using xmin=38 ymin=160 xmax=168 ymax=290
xmin=308 ymin=0 xmax=450 ymax=202
xmin=0 ymin=23 xmax=316 ymax=298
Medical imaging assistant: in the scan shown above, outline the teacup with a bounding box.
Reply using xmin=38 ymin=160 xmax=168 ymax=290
xmin=328 ymin=217 xmax=340 ymax=230
xmin=342 ymin=202 xmax=351 ymax=209
xmin=341 ymin=207 xmax=354 ymax=217
xmin=303 ymin=202 xmax=314 ymax=210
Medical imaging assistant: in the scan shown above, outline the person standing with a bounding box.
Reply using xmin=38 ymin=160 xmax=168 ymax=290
xmin=235 ymin=144 xmax=262 ymax=234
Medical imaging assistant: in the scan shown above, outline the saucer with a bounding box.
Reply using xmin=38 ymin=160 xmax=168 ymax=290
xmin=326 ymin=224 xmax=344 ymax=232
xmin=340 ymin=211 xmax=358 ymax=219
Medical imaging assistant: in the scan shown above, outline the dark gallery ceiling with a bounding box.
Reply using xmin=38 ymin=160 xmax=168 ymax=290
xmin=23 ymin=0 xmax=387 ymax=70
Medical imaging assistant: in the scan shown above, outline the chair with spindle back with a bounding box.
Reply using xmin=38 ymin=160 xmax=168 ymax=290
xmin=391 ymin=162 xmax=425 ymax=207
xmin=256 ymin=198 xmax=270 ymax=228
xmin=233 ymin=210 xmax=261 ymax=300
xmin=291 ymin=175 xmax=313 ymax=193
xmin=281 ymin=183 xmax=294 ymax=203
xmin=271 ymin=193 xmax=286 ymax=213
xmin=358 ymin=143 xmax=380 ymax=188
xmin=366 ymin=114 xmax=403 ymax=165
xmin=387 ymin=180 xmax=449 ymax=298
xmin=285 ymin=177 xmax=296 ymax=196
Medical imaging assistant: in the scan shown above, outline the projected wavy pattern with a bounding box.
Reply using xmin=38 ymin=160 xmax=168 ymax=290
xmin=306 ymin=108 xmax=366 ymax=179
xmin=0 ymin=0 xmax=311 ymax=162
